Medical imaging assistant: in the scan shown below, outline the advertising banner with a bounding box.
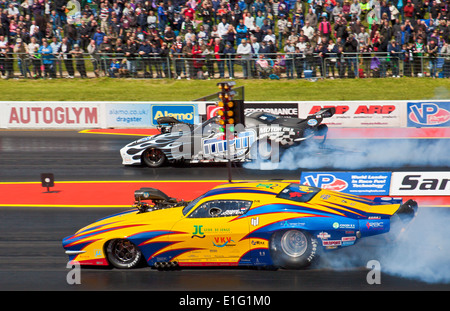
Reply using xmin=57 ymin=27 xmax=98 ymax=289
xmin=301 ymin=172 xmax=392 ymax=195
xmin=298 ymin=101 xmax=404 ymax=127
xmin=150 ymin=103 xmax=199 ymax=126
xmin=106 ymin=103 xmax=152 ymax=127
xmin=0 ymin=102 xmax=202 ymax=129
xmin=244 ymin=102 xmax=299 ymax=118
xmin=205 ymin=102 xmax=299 ymax=120
xmin=2 ymin=102 xmax=102 ymax=128
xmin=390 ymin=172 xmax=450 ymax=196
xmin=407 ymin=101 xmax=450 ymax=127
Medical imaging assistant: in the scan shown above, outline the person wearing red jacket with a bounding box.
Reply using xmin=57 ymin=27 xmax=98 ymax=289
xmin=403 ymin=0 xmax=415 ymax=21
xmin=192 ymin=41 xmax=204 ymax=78
xmin=212 ymin=37 xmax=225 ymax=78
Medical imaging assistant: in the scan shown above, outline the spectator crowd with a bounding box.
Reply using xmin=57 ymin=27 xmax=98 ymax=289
xmin=0 ymin=0 xmax=449 ymax=79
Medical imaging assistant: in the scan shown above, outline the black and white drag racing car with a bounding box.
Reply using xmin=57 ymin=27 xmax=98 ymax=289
xmin=120 ymin=108 xmax=335 ymax=167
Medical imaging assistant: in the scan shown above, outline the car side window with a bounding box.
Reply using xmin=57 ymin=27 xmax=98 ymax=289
xmin=188 ymin=200 xmax=252 ymax=218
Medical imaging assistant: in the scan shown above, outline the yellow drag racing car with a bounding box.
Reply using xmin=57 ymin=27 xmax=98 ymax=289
xmin=63 ymin=182 xmax=418 ymax=269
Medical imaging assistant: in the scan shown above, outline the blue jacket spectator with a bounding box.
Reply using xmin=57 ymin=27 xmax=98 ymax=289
xmin=93 ymin=29 xmax=106 ymax=47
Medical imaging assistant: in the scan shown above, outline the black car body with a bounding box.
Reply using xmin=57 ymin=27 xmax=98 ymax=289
xmin=120 ymin=108 xmax=335 ymax=167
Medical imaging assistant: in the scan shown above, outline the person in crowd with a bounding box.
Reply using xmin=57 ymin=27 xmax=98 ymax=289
xmin=223 ymin=40 xmax=236 ymax=78
xmin=87 ymin=39 xmax=100 ymax=77
xmin=70 ymin=43 xmax=87 ymax=78
xmin=138 ymin=38 xmax=153 ymax=77
xmin=39 ymin=39 xmax=55 ymax=78
xmin=237 ymin=37 xmax=252 ymax=78
xmin=255 ymin=53 xmax=273 ymax=78
xmin=58 ymin=36 xmax=74 ymax=78
xmin=3 ymin=0 xmax=448 ymax=80
xmin=28 ymin=36 xmax=41 ymax=78
xmin=182 ymin=38 xmax=194 ymax=79
xmin=171 ymin=35 xmax=185 ymax=79
xmin=212 ymin=37 xmax=225 ymax=78
xmin=441 ymin=42 xmax=450 ymax=78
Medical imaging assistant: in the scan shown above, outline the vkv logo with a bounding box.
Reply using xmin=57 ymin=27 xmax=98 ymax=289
xmin=408 ymin=102 xmax=450 ymax=127
xmin=303 ymin=174 xmax=348 ymax=192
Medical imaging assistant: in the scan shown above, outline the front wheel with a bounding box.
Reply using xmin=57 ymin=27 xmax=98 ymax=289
xmin=142 ymin=148 xmax=166 ymax=168
xmin=269 ymin=230 xmax=318 ymax=269
xmin=106 ymin=239 xmax=143 ymax=269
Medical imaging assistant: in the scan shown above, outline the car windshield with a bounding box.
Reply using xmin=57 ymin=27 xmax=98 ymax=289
xmin=257 ymin=113 xmax=280 ymax=123
xmin=277 ymin=184 xmax=320 ymax=203
xmin=182 ymin=193 xmax=206 ymax=215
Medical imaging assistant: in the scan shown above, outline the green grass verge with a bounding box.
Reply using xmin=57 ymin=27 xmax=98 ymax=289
xmin=0 ymin=77 xmax=448 ymax=101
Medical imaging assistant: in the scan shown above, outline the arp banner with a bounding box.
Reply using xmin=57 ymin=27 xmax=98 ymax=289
xmin=300 ymin=172 xmax=392 ymax=195
xmin=407 ymin=101 xmax=450 ymax=127
xmin=298 ymin=101 xmax=403 ymax=127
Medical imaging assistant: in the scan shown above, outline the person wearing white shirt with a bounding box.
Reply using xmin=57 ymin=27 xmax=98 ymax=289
xmin=30 ymin=21 xmax=40 ymax=38
xmin=251 ymin=36 xmax=260 ymax=55
xmin=302 ymin=21 xmax=315 ymax=40
xmin=28 ymin=37 xmax=39 ymax=57
xmin=350 ymin=0 xmax=361 ymax=19
xmin=237 ymin=38 xmax=252 ymax=78
xmin=296 ymin=36 xmax=307 ymax=53
xmin=217 ymin=18 xmax=229 ymax=39
xmin=0 ymin=36 xmax=7 ymax=47
xmin=28 ymin=37 xmax=41 ymax=78
xmin=244 ymin=12 xmax=255 ymax=30
xmin=7 ymin=4 xmax=20 ymax=17
xmin=263 ymin=28 xmax=276 ymax=44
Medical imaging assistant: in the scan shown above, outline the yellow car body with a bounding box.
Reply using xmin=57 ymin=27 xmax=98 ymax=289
xmin=63 ymin=181 xmax=417 ymax=269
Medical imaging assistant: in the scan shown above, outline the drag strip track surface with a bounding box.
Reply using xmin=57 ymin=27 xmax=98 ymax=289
xmin=0 ymin=130 xmax=449 ymax=292
xmin=0 ymin=130 xmax=302 ymax=182
xmin=1 ymin=205 xmax=449 ymax=292
xmin=0 ymin=130 xmax=448 ymax=182
xmin=1 ymin=206 xmax=449 ymax=291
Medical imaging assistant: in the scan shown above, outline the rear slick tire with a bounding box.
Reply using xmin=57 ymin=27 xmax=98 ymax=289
xmin=269 ymin=230 xmax=318 ymax=269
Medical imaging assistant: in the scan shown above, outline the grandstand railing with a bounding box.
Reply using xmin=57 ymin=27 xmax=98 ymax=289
xmin=1 ymin=52 xmax=449 ymax=79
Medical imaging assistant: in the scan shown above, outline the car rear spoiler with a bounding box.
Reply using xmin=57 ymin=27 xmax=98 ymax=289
xmin=312 ymin=107 xmax=335 ymax=119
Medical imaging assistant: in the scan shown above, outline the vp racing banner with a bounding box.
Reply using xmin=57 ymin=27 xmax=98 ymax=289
xmin=301 ymin=172 xmax=392 ymax=195
xmin=406 ymin=101 xmax=450 ymax=127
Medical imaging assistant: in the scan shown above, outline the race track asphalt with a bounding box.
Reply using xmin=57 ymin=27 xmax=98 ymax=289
xmin=0 ymin=130 xmax=449 ymax=296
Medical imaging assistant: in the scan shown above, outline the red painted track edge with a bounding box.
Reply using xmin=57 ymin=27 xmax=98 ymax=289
xmin=0 ymin=181 xmax=448 ymax=208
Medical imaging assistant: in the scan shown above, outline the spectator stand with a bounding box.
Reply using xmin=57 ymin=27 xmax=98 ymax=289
xmin=0 ymin=0 xmax=449 ymax=80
